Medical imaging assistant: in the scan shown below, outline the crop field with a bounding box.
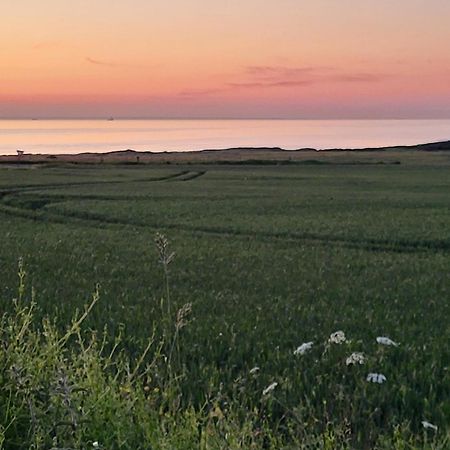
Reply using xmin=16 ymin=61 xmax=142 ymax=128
xmin=0 ymin=159 xmax=449 ymax=449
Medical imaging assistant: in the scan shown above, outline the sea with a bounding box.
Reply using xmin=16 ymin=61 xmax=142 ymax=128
xmin=0 ymin=119 xmax=449 ymax=155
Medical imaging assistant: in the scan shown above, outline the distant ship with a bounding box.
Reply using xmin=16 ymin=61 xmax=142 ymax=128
xmin=107 ymin=117 xmax=115 ymax=121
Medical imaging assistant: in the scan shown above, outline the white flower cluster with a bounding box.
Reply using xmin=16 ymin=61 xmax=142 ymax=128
xmin=376 ymin=336 xmax=399 ymax=346
xmin=346 ymin=352 xmax=365 ymax=366
xmin=364 ymin=336 xmax=399 ymax=384
xmin=421 ymin=420 xmax=438 ymax=431
xmin=366 ymin=373 xmax=387 ymax=384
xmin=253 ymin=331 xmax=438 ymax=431
xmin=262 ymin=382 xmax=278 ymax=396
xmin=293 ymin=341 xmax=314 ymax=356
xmin=328 ymin=330 xmax=346 ymax=344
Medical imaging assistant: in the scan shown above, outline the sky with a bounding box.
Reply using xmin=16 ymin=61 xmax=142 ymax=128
xmin=1 ymin=0 xmax=450 ymax=119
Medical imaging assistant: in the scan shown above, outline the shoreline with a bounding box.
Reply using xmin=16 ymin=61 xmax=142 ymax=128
xmin=1 ymin=140 xmax=449 ymax=165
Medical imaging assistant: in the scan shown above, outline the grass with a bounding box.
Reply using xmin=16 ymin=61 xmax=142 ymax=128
xmin=0 ymin=161 xmax=449 ymax=448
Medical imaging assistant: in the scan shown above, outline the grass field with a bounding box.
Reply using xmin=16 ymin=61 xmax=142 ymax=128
xmin=0 ymin=159 xmax=449 ymax=449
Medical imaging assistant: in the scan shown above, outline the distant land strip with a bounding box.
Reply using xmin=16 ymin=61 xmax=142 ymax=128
xmin=1 ymin=140 xmax=449 ymax=165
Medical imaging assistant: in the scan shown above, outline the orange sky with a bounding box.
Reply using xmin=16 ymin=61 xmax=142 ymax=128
xmin=1 ymin=0 xmax=450 ymax=118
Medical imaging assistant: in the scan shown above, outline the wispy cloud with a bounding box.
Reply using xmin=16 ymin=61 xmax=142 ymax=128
xmin=246 ymin=65 xmax=332 ymax=78
xmin=85 ymin=57 xmax=124 ymax=67
xmin=332 ymin=73 xmax=388 ymax=82
xmin=176 ymin=65 xmax=389 ymax=97
xmin=245 ymin=65 xmax=387 ymax=84
xmin=85 ymin=57 xmax=151 ymax=69
xmin=228 ymin=79 xmax=313 ymax=89
xmin=178 ymin=88 xmax=227 ymax=97
xmin=227 ymin=66 xmax=386 ymax=90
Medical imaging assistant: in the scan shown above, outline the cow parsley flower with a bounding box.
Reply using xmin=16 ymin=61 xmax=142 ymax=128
xmin=249 ymin=366 xmax=260 ymax=375
xmin=293 ymin=341 xmax=313 ymax=356
xmin=329 ymin=331 xmax=346 ymax=344
xmin=421 ymin=421 xmax=438 ymax=431
xmin=346 ymin=352 xmax=365 ymax=366
xmin=422 ymin=420 xmax=438 ymax=431
xmin=262 ymin=382 xmax=278 ymax=396
xmin=366 ymin=373 xmax=387 ymax=384
xmin=376 ymin=336 xmax=399 ymax=346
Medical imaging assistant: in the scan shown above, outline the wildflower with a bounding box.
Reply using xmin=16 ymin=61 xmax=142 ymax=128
xmin=329 ymin=331 xmax=346 ymax=344
xmin=346 ymin=352 xmax=365 ymax=366
xmin=293 ymin=341 xmax=313 ymax=356
xmin=249 ymin=366 xmax=260 ymax=375
xmin=421 ymin=421 xmax=438 ymax=431
xmin=366 ymin=373 xmax=387 ymax=384
xmin=262 ymin=382 xmax=278 ymax=396
xmin=93 ymin=442 xmax=99 ymax=449
xmin=376 ymin=336 xmax=399 ymax=346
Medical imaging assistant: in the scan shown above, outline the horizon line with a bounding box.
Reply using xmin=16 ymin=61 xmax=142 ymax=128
xmin=1 ymin=116 xmax=450 ymax=121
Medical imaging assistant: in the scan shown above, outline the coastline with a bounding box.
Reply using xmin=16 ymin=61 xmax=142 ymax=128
xmin=1 ymin=140 xmax=449 ymax=165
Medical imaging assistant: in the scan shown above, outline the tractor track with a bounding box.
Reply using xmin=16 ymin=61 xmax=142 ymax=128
xmin=1 ymin=195 xmax=448 ymax=255
xmin=1 ymin=168 xmax=448 ymax=254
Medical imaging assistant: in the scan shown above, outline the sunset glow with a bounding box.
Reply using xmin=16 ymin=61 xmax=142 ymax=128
xmin=1 ymin=0 xmax=450 ymax=118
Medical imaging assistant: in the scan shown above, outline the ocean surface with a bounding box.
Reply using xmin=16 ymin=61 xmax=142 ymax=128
xmin=0 ymin=119 xmax=449 ymax=155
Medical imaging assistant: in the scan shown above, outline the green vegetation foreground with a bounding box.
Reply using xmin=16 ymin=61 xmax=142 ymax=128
xmin=0 ymin=160 xmax=449 ymax=448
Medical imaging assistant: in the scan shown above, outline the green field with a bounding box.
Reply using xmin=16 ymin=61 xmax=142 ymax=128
xmin=1 ymin=161 xmax=449 ymax=449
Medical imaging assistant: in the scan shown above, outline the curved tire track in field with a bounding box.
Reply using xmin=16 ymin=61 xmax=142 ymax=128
xmin=176 ymin=171 xmax=207 ymax=181
xmin=1 ymin=168 xmax=448 ymax=254
xmin=0 ymin=170 xmax=202 ymax=198
xmin=0 ymin=169 xmax=206 ymax=211
xmin=0 ymin=168 xmax=207 ymax=223
xmin=1 ymin=194 xmax=449 ymax=254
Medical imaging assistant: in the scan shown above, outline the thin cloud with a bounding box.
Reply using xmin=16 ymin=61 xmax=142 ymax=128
xmin=245 ymin=65 xmax=386 ymax=83
xmin=228 ymin=79 xmax=313 ymax=89
xmin=246 ymin=65 xmax=332 ymax=78
xmin=332 ymin=73 xmax=388 ymax=82
xmin=178 ymin=79 xmax=312 ymax=96
xmin=178 ymin=88 xmax=227 ymax=97
xmin=86 ymin=57 xmax=124 ymax=67
xmin=176 ymin=65 xmax=389 ymax=98
xmin=236 ymin=65 xmax=388 ymax=88
xmin=85 ymin=57 xmax=151 ymax=69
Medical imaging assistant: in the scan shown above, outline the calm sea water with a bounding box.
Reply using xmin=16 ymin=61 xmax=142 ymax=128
xmin=0 ymin=119 xmax=449 ymax=155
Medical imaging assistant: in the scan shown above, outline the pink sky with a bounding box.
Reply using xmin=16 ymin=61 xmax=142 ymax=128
xmin=1 ymin=0 xmax=450 ymax=118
